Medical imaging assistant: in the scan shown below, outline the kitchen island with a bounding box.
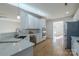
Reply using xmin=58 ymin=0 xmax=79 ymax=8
xmin=0 ymin=37 xmax=34 ymax=56
xmin=71 ymin=36 xmax=79 ymax=56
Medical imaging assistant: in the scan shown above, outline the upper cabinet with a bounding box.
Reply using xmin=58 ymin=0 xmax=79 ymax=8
xmin=20 ymin=11 xmax=29 ymax=29
xmin=40 ymin=19 xmax=46 ymax=28
xmin=20 ymin=11 xmax=42 ymax=29
xmin=28 ymin=14 xmax=40 ymax=29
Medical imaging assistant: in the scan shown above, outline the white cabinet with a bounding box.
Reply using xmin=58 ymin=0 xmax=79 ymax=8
xmin=28 ymin=14 xmax=40 ymax=29
xmin=40 ymin=19 xmax=46 ymax=29
xmin=28 ymin=14 xmax=34 ymax=29
xmin=20 ymin=11 xmax=41 ymax=29
xmin=39 ymin=19 xmax=46 ymax=41
xmin=20 ymin=11 xmax=29 ymax=29
xmin=20 ymin=11 xmax=46 ymax=43
xmin=13 ymin=47 xmax=33 ymax=56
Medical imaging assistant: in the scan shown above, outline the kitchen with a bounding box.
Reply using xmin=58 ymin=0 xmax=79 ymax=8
xmin=0 ymin=3 xmax=46 ymax=56
xmin=1 ymin=3 xmax=79 ymax=56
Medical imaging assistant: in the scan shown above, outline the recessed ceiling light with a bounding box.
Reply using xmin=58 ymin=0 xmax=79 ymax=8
xmin=66 ymin=11 xmax=69 ymax=14
xmin=17 ymin=16 xmax=20 ymax=19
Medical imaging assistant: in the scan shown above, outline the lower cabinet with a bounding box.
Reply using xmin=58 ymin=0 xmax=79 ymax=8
xmin=71 ymin=40 xmax=79 ymax=56
xmin=12 ymin=47 xmax=33 ymax=56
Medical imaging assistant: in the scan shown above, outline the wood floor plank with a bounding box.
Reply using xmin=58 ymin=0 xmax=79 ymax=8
xmin=33 ymin=38 xmax=73 ymax=56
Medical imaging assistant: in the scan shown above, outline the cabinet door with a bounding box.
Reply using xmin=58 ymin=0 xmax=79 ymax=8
xmin=40 ymin=19 xmax=46 ymax=28
xmin=35 ymin=17 xmax=40 ymax=29
xmin=33 ymin=17 xmax=38 ymax=29
xmin=28 ymin=14 xmax=34 ymax=28
xmin=20 ymin=11 xmax=29 ymax=29
xmin=28 ymin=14 xmax=41 ymax=29
xmin=12 ymin=47 xmax=33 ymax=56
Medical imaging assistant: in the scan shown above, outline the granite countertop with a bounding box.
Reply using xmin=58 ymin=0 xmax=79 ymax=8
xmin=0 ymin=37 xmax=34 ymax=56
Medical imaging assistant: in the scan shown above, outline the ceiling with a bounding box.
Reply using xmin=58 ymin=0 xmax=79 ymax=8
xmin=27 ymin=3 xmax=79 ymax=19
xmin=0 ymin=3 xmax=79 ymax=20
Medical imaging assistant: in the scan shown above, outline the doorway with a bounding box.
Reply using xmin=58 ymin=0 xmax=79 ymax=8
xmin=52 ymin=21 xmax=65 ymax=55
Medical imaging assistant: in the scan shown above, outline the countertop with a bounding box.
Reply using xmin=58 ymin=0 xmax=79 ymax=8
xmin=0 ymin=37 xmax=34 ymax=56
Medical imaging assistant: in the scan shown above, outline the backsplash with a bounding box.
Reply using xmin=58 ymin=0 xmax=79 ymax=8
xmin=0 ymin=32 xmax=16 ymax=40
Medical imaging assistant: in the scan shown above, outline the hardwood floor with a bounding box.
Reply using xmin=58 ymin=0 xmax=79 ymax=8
xmin=33 ymin=38 xmax=73 ymax=56
xmin=33 ymin=39 xmax=53 ymax=56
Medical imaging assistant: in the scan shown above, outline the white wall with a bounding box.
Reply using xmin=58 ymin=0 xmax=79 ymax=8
xmin=46 ymin=16 xmax=72 ymax=39
xmin=0 ymin=18 xmax=20 ymax=33
xmin=46 ymin=20 xmax=53 ymax=39
xmin=53 ymin=21 xmax=64 ymax=36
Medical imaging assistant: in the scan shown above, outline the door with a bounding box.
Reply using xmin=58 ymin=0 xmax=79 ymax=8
xmin=53 ymin=21 xmax=65 ymax=49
